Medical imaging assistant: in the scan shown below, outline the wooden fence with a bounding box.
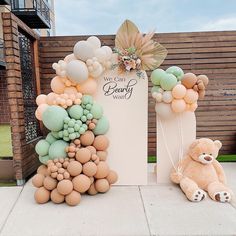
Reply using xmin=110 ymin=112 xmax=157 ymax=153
xmin=38 ymin=31 xmax=236 ymax=155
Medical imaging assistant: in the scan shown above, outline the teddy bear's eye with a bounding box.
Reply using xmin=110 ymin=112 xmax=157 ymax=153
xmin=203 ymin=153 xmax=206 ymax=155
xmin=210 ymin=153 xmax=212 ymax=156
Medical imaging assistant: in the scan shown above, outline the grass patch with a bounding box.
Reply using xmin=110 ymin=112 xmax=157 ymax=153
xmin=0 ymin=182 xmax=16 ymax=187
xmin=0 ymin=124 xmax=13 ymax=157
xmin=148 ymin=155 xmax=236 ymax=163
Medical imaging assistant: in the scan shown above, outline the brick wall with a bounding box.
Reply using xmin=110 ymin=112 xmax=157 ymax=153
xmin=2 ymin=12 xmax=41 ymax=181
xmin=0 ymin=69 xmax=10 ymax=123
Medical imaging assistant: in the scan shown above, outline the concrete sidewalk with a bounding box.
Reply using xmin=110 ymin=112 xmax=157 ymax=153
xmin=0 ymin=163 xmax=236 ymax=236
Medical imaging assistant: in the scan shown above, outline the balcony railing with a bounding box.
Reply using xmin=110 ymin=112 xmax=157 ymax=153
xmin=0 ymin=0 xmax=10 ymax=5
xmin=0 ymin=38 xmax=6 ymax=68
xmin=10 ymin=0 xmax=50 ymax=28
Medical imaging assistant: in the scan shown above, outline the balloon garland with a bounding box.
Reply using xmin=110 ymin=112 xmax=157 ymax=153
xmin=152 ymin=66 xmax=209 ymax=177
xmin=151 ymin=66 xmax=209 ymax=119
xmin=32 ymin=36 xmax=118 ymax=206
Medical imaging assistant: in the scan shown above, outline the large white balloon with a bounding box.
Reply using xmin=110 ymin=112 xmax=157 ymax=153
xmin=66 ymin=60 xmax=88 ymax=84
xmin=87 ymin=36 xmax=101 ymax=50
xmin=64 ymin=53 xmax=76 ymax=63
xmin=101 ymin=46 xmax=112 ymax=60
xmin=94 ymin=48 xmax=107 ymax=63
xmin=155 ymin=103 xmax=175 ymax=120
xmin=73 ymin=41 xmax=94 ymax=61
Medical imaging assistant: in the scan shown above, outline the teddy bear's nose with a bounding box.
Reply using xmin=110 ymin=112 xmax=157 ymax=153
xmin=204 ymin=156 xmax=212 ymax=161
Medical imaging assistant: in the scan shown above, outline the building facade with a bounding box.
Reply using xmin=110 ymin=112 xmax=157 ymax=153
xmin=0 ymin=0 xmax=55 ymax=183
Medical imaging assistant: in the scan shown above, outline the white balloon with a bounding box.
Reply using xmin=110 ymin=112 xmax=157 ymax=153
xmin=90 ymin=64 xmax=103 ymax=78
xmin=87 ymin=36 xmax=101 ymax=50
xmin=162 ymin=91 xmax=173 ymax=104
xmin=66 ymin=60 xmax=88 ymax=84
xmin=155 ymin=103 xmax=175 ymax=120
xmin=94 ymin=48 xmax=107 ymax=63
xmin=73 ymin=41 xmax=94 ymax=61
xmin=64 ymin=53 xmax=76 ymax=63
xmin=101 ymin=46 xmax=112 ymax=60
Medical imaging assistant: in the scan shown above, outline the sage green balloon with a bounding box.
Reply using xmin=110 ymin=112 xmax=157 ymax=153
xmin=82 ymin=95 xmax=93 ymax=105
xmin=45 ymin=132 xmax=57 ymax=144
xmin=51 ymin=131 xmax=60 ymax=139
xmin=42 ymin=105 xmax=68 ymax=131
xmin=160 ymin=73 xmax=178 ymax=91
xmin=48 ymin=140 xmax=68 ymax=160
xmin=150 ymin=69 xmax=166 ymax=86
xmin=39 ymin=155 xmax=50 ymax=164
xmin=35 ymin=139 xmax=50 ymax=156
xmin=93 ymin=116 xmax=109 ymax=135
xmin=151 ymin=86 xmax=162 ymax=94
xmin=90 ymin=103 xmax=103 ymax=119
xmin=166 ymin=66 xmax=184 ymax=81
xmin=68 ymin=105 xmax=83 ymax=119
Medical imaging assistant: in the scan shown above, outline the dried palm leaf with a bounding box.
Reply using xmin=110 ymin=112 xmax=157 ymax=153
xmin=115 ymin=20 xmax=168 ymax=70
xmin=115 ymin=20 xmax=139 ymax=49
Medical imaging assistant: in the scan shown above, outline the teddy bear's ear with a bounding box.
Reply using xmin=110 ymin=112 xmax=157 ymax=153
xmin=189 ymin=139 xmax=200 ymax=150
xmin=214 ymin=140 xmax=222 ymax=150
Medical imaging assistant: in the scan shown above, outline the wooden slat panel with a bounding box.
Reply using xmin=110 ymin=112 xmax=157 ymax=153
xmin=38 ymin=31 xmax=236 ymax=156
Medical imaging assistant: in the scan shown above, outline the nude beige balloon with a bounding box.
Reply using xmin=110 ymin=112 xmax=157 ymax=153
xmin=94 ymin=161 xmax=110 ymax=179
xmin=50 ymin=188 xmax=65 ymax=204
xmin=34 ymin=187 xmax=50 ymax=204
xmin=57 ymin=179 xmax=73 ymax=195
xmin=65 ymin=190 xmax=81 ymax=206
xmin=72 ymin=174 xmax=91 ymax=193
xmin=32 ymin=174 xmax=45 ymax=188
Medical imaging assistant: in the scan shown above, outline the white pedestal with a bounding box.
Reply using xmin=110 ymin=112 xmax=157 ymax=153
xmin=95 ymin=69 xmax=148 ymax=185
xmin=156 ymin=112 xmax=196 ymax=184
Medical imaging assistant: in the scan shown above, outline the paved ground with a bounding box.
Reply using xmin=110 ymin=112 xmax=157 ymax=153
xmin=0 ymin=163 xmax=236 ymax=236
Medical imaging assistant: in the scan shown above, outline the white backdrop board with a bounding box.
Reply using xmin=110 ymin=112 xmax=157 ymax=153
xmin=95 ymin=68 xmax=148 ymax=185
xmin=156 ymin=112 xmax=196 ymax=184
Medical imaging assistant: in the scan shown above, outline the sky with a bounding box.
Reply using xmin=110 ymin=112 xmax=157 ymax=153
xmin=55 ymin=0 xmax=236 ymax=36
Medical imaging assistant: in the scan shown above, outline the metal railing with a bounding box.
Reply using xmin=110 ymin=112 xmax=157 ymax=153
xmin=10 ymin=0 xmax=50 ymax=26
xmin=0 ymin=38 xmax=5 ymax=66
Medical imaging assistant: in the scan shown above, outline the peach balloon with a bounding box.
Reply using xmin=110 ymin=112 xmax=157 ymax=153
xmin=36 ymin=94 xmax=47 ymax=106
xmin=64 ymin=86 xmax=77 ymax=95
xmin=51 ymin=76 xmax=65 ymax=94
xmin=184 ymin=89 xmax=199 ymax=104
xmin=46 ymin=92 xmax=56 ymax=105
xmin=189 ymin=102 xmax=198 ymax=112
xmin=171 ymin=99 xmax=186 ymax=113
xmin=76 ymin=78 xmax=97 ymax=95
xmin=172 ymin=84 xmax=187 ymax=99
xmin=36 ymin=104 xmax=49 ymax=120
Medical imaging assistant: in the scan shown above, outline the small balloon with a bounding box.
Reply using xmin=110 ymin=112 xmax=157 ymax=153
xmin=36 ymin=94 xmax=47 ymax=106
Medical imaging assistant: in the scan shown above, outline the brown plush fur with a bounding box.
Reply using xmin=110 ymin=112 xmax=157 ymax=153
xmin=170 ymin=138 xmax=233 ymax=202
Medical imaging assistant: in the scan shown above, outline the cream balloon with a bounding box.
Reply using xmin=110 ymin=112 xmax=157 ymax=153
xmin=162 ymin=91 xmax=173 ymax=104
xmin=155 ymin=103 xmax=175 ymax=120
xmin=66 ymin=60 xmax=89 ymax=84
xmin=73 ymin=41 xmax=94 ymax=61
xmin=94 ymin=48 xmax=107 ymax=63
xmin=101 ymin=46 xmax=112 ymax=60
xmin=87 ymin=36 xmax=101 ymax=50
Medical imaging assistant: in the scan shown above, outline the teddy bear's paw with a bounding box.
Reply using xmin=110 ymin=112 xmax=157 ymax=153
xmin=214 ymin=191 xmax=231 ymax=203
xmin=191 ymin=189 xmax=206 ymax=202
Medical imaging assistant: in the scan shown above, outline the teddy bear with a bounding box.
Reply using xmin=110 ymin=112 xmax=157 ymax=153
xmin=170 ymin=138 xmax=233 ymax=202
